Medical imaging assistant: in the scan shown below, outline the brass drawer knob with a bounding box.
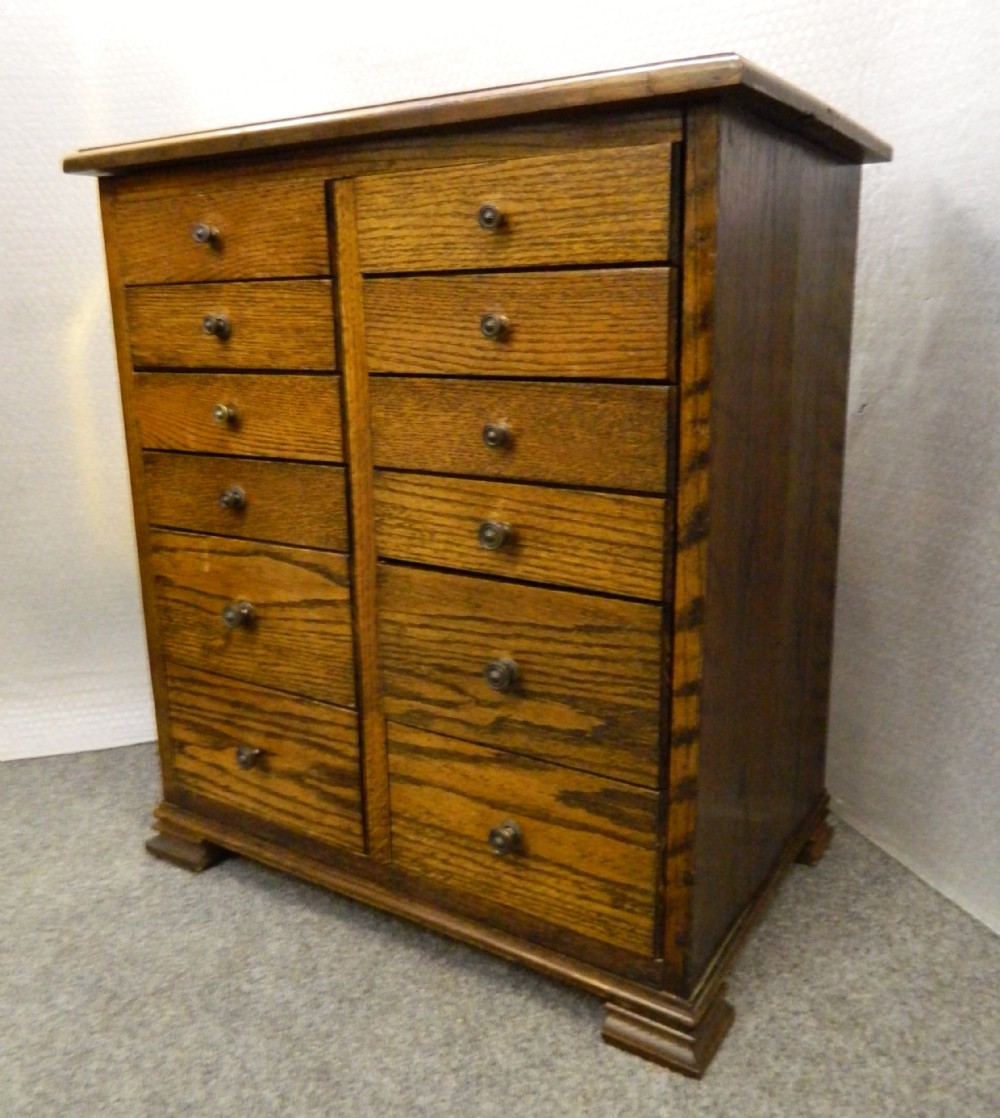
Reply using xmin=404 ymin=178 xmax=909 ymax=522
xmin=191 ymin=221 xmax=220 ymax=245
xmin=488 ymin=819 xmax=522 ymax=856
xmin=213 ymin=403 xmax=237 ymax=425
xmin=235 ymin=746 xmax=262 ymax=770
xmin=478 ymin=520 xmax=510 ymax=550
xmin=479 ymin=313 xmax=509 ymax=341
xmin=219 ymin=485 xmax=246 ymax=511
xmin=484 ymin=658 xmax=519 ymax=692
xmin=482 ymin=422 xmax=510 ymax=449
xmin=222 ymin=600 xmax=255 ymax=630
xmin=202 ymin=312 xmax=231 ymax=340
xmin=477 ymin=203 xmax=504 ymax=231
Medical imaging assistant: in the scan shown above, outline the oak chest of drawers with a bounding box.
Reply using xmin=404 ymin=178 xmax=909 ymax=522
xmin=65 ymin=55 xmax=889 ymax=1076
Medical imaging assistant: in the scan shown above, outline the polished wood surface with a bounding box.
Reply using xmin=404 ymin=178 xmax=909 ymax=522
xmin=143 ymin=454 xmax=349 ymax=551
xmin=364 ymin=270 xmax=676 ymax=380
xmin=166 ymin=662 xmax=363 ymax=852
xmin=355 ymin=144 xmax=674 ymax=272
xmin=387 ymin=722 xmax=659 ymax=954
xmin=132 ymin=373 xmax=344 ymax=460
xmin=114 ymin=168 xmax=329 ymax=284
xmin=126 ymin=280 xmax=335 ymax=370
xmin=377 ymin=565 xmax=662 ymax=786
xmin=370 ymin=378 xmax=673 ymax=492
xmin=63 ymin=54 xmax=890 ymax=174
xmin=373 ymin=471 xmax=666 ymax=599
xmin=151 ymin=531 xmax=355 ymax=707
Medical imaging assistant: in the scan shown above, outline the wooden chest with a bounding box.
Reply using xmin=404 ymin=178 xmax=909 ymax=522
xmin=65 ymin=55 xmax=890 ymax=1076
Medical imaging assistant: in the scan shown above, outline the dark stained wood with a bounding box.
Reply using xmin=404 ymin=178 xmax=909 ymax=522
xmin=364 ymin=270 xmax=676 ymax=380
xmin=797 ymin=813 xmax=834 ymax=867
xmin=373 ymin=471 xmax=666 ymax=600
xmin=370 ymin=378 xmax=674 ymax=493
xmin=150 ymin=530 xmax=355 ymax=707
xmin=142 ymin=453 xmax=349 ymax=551
xmin=602 ymin=994 xmax=733 ymax=1079
xmin=63 ymin=54 xmax=890 ymax=175
xmin=126 ymin=280 xmax=335 ymax=370
xmin=377 ymin=565 xmax=662 ymax=786
xmin=165 ymin=662 xmax=363 ymax=852
xmin=388 ymin=722 xmax=659 ymax=955
xmin=688 ymin=105 xmax=861 ymax=978
xmin=355 ymin=144 xmax=675 ymax=271
xmin=132 ymin=373 xmax=344 ymax=460
xmin=114 ymin=167 xmax=329 ymax=283
xmin=331 ymin=178 xmax=392 ymax=862
xmin=661 ymin=105 xmax=719 ymax=989
xmin=145 ymin=831 xmax=226 ymax=871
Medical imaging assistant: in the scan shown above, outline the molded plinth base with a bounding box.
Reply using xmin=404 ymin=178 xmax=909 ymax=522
xmin=146 ymin=831 xmax=226 ymax=873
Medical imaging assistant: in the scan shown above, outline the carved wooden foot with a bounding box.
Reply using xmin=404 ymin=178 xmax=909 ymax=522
xmin=146 ymin=832 xmax=227 ymax=872
xmin=601 ymin=985 xmax=734 ymax=1078
xmin=796 ymin=815 xmax=834 ymax=867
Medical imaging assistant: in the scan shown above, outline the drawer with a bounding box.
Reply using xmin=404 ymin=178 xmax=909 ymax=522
xmin=364 ymin=269 xmax=675 ymax=380
xmin=132 ymin=374 xmax=343 ymax=461
xmin=143 ymin=454 xmax=349 ymax=552
xmin=151 ymin=531 xmax=355 ymax=707
xmin=370 ymin=378 xmax=673 ymax=493
xmin=355 ymin=143 xmax=674 ymax=272
xmin=388 ymin=722 xmax=658 ymax=955
xmin=126 ymin=280 xmax=335 ymax=370
xmin=373 ymin=472 xmax=666 ymax=600
xmin=167 ymin=662 xmax=363 ymax=853
xmin=114 ymin=168 xmax=329 ymax=284
xmin=377 ymin=565 xmax=661 ymax=786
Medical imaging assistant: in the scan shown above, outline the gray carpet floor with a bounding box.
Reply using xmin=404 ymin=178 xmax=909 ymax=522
xmin=1 ymin=743 xmax=997 ymax=1118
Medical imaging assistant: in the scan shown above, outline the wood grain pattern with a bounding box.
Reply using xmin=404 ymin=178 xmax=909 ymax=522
xmin=151 ymin=530 xmax=355 ymax=707
xmin=63 ymin=55 xmax=889 ymax=174
xmin=387 ymin=722 xmax=659 ymax=955
xmin=370 ymin=378 xmax=673 ymax=493
xmin=331 ymin=178 xmax=392 ymax=861
xmin=115 ymin=168 xmax=329 ymax=284
xmin=373 ymin=471 xmax=666 ymax=600
xmin=355 ymin=144 xmax=674 ymax=272
xmin=166 ymin=662 xmax=363 ymax=852
xmin=377 ymin=565 xmax=662 ymax=786
xmin=143 ymin=453 xmax=349 ymax=551
xmin=364 ymin=269 xmax=676 ymax=380
xmin=126 ymin=280 xmax=335 ymax=370
xmin=132 ymin=373 xmax=343 ymax=460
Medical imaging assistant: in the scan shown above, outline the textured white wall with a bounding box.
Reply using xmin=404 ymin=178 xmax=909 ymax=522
xmin=2 ymin=1 xmax=997 ymax=931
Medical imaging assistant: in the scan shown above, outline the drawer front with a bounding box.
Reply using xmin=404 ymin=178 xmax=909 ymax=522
xmin=370 ymin=378 xmax=673 ymax=493
xmin=126 ymin=280 xmax=335 ymax=370
xmin=151 ymin=531 xmax=355 ymax=707
xmin=377 ymin=565 xmax=662 ymax=785
xmin=114 ymin=170 xmax=329 ymax=284
xmin=133 ymin=374 xmax=343 ymax=461
xmin=364 ymin=269 xmax=675 ymax=380
xmin=143 ymin=454 xmax=349 ymax=552
xmin=374 ymin=472 xmax=666 ymax=600
xmin=388 ymin=722 xmax=658 ymax=955
xmin=167 ymin=662 xmax=363 ymax=853
xmin=355 ymin=144 xmax=674 ymax=272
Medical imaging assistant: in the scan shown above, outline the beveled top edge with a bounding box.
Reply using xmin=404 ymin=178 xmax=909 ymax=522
xmin=62 ymin=54 xmax=891 ymax=175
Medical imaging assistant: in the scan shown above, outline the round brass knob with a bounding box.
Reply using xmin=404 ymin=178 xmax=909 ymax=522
xmin=484 ymin=658 xmax=519 ymax=692
xmin=488 ymin=819 xmax=522 ymax=856
xmin=478 ymin=521 xmax=510 ymax=550
xmin=222 ymin=600 xmax=255 ymax=630
xmin=191 ymin=221 xmax=220 ymax=245
xmin=479 ymin=313 xmax=509 ymax=341
xmin=202 ymin=312 xmax=231 ymax=340
xmin=219 ymin=486 xmax=246 ymax=511
xmin=213 ymin=403 xmax=237 ymax=426
xmin=482 ymin=422 xmax=510 ymax=449
xmin=477 ymin=203 xmax=503 ymax=231
xmin=235 ymin=746 xmax=262 ymax=770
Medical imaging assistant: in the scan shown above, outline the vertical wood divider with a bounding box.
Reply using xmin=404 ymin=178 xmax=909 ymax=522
xmin=330 ymin=179 xmax=392 ymax=861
